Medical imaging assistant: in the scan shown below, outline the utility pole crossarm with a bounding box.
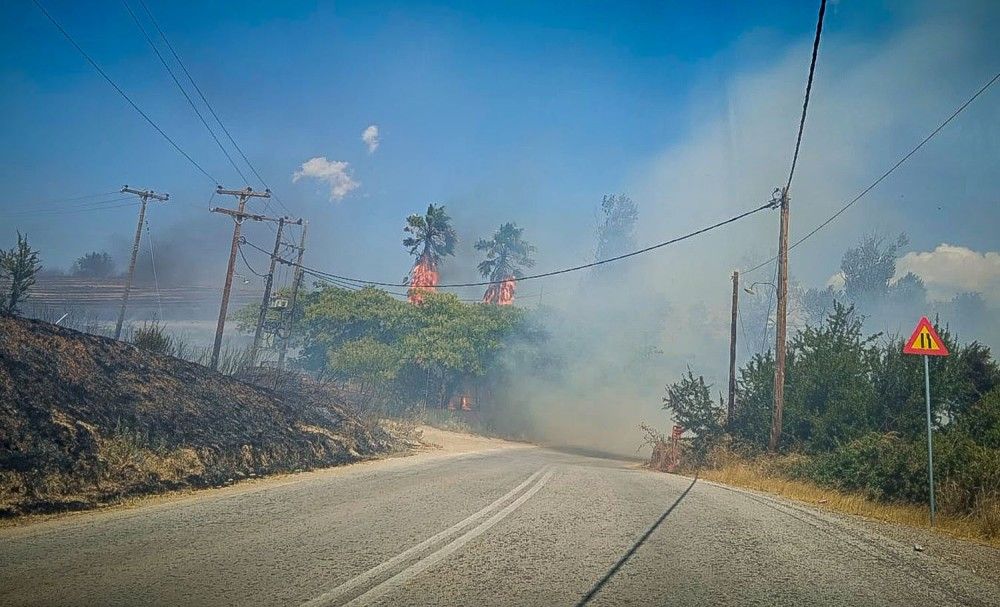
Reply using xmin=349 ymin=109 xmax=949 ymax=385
xmin=121 ymin=186 xmax=169 ymax=201
xmin=211 ymin=207 xmax=301 ymax=225
xmin=216 ymin=186 xmax=270 ymax=198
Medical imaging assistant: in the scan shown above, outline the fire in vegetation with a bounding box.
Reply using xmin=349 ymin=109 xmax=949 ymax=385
xmin=483 ymin=277 xmax=516 ymax=305
xmin=408 ymin=254 xmax=439 ymax=304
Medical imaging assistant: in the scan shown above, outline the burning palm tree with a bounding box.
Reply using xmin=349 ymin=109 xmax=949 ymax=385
xmin=403 ymin=204 xmax=457 ymax=303
xmin=476 ymin=222 xmax=535 ymax=305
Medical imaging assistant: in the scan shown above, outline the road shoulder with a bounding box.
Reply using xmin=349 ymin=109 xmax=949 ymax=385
xmin=695 ymin=475 xmax=1000 ymax=586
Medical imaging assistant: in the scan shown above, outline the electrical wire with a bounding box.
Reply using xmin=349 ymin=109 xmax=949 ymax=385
xmin=737 ymin=302 xmax=751 ymax=357
xmin=785 ymin=0 xmax=827 ymax=192
xmin=288 ymin=200 xmax=777 ymax=289
xmin=11 ymin=190 xmax=121 ymax=206
xmin=759 ymin=260 xmax=778 ymax=354
xmin=744 ymin=70 xmax=1000 ymax=275
xmin=145 ymin=219 xmax=164 ymax=321
xmin=1 ymin=199 xmax=139 ymax=218
xmin=120 ymin=0 xmax=249 ymax=184
xmin=30 ymin=0 xmax=219 ymax=184
xmin=135 ymin=0 xmax=293 ymax=216
xmin=2 ymin=195 xmax=135 ymax=216
xmin=237 ymin=242 xmax=268 ymax=278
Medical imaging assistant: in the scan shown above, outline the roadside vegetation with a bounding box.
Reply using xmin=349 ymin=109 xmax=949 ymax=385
xmin=657 ymin=234 xmax=1000 ymax=542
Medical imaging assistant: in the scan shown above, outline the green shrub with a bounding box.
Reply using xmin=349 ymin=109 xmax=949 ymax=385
xmin=784 ymin=429 xmax=1000 ymax=518
xmin=131 ymin=323 xmax=173 ymax=356
xmin=790 ymin=432 xmax=927 ymax=502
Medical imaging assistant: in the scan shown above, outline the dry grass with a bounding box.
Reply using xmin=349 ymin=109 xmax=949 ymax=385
xmin=699 ymin=459 xmax=1000 ymax=547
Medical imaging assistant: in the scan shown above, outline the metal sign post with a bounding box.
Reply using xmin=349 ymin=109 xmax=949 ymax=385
xmin=922 ymin=354 xmax=936 ymax=525
xmin=902 ymin=316 xmax=949 ymax=527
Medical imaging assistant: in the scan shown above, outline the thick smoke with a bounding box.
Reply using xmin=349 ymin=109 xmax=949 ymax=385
xmin=494 ymin=2 xmax=1000 ymax=455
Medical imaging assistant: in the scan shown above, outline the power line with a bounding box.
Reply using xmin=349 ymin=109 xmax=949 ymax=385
xmin=55 ymin=195 xmax=136 ymax=209
xmin=135 ymin=0 xmax=293 ymax=216
xmin=744 ymin=70 xmax=1000 ymax=275
xmin=3 ymin=195 xmax=135 ymax=215
xmin=237 ymin=242 xmax=269 ymax=278
xmin=1 ymin=199 xmax=139 ymax=218
xmin=30 ymin=0 xmax=219 ymax=184
xmin=145 ymin=219 xmax=164 ymax=321
xmin=302 ymin=269 xmax=487 ymax=303
xmin=785 ymin=0 xmax=827 ymax=192
xmin=9 ymin=190 xmax=120 ymax=206
xmin=759 ymin=259 xmax=778 ymax=354
xmin=737 ymin=302 xmax=750 ymax=357
xmin=120 ymin=0 xmax=249 ymax=184
xmin=291 ymin=200 xmax=777 ymax=289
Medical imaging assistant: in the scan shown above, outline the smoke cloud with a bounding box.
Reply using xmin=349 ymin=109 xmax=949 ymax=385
xmin=498 ymin=2 xmax=999 ymax=456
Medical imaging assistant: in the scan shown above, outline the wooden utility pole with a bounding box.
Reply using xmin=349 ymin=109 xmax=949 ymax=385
xmin=115 ymin=186 xmax=168 ymax=340
xmin=209 ymin=186 xmax=270 ymax=370
xmin=277 ymin=222 xmax=307 ymax=370
xmin=250 ymin=216 xmax=303 ymax=363
xmin=728 ymin=270 xmax=739 ymax=427
xmin=769 ymin=187 xmax=790 ymax=452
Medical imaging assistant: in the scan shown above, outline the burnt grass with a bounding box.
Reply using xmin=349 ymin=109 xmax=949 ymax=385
xmin=0 ymin=315 xmax=401 ymax=517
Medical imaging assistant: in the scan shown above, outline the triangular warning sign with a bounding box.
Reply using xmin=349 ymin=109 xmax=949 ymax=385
xmin=903 ymin=317 xmax=949 ymax=356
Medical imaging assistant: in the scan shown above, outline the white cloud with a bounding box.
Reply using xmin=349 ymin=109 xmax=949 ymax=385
xmin=292 ymin=157 xmax=360 ymax=201
xmin=825 ymin=271 xmax=846 ymax=290
xmin=896 ymin=244 xmax=1000 ymax=303
xmin=361 ymin=124 xmax=380 ymax=154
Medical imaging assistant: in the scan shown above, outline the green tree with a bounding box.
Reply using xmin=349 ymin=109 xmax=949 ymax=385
xmin=730 ymin=351 xmax=775 ymax=449
xmin=71 ymin=251 xmax=115 ymax=278
xmin=782 ymin=302 xmax=880 ymax=451
xmin=662 ymin=369 xmax=724 ymax=459
xmin=298 ymin=285 xmax=534 ymax=412
xmin=403 ymin=204 xmax=457 ymax=268
xmin=1 ymin=232 xmax=42 ymax=315
xmin=476 ymin=223 xmax=536 ymax=282
xmin=476 ymin=222 xmax=535 ymax=303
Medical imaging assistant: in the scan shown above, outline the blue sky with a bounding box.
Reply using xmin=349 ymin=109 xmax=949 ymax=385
xmin=0 ymin=1 xmax=996 ymax=306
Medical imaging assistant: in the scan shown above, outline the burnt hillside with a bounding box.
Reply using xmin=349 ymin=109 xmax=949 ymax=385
xmin=0 ymin=315 xmax=399 ymax=517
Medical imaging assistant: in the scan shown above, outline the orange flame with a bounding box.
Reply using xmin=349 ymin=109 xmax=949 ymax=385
xmin=408 ymin=255 xmax=439 ymax=304
xmin=483 ymin=276 xmax=516 ymax=305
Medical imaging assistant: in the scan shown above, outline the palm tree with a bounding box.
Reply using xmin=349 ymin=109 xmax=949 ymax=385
xmin=403 ymin=205 xmax=457 ymax=303
xmin=403 ymin=204 xmax=458 ymax=267
xmin=476 ymin=223 xmax=535 ymax=303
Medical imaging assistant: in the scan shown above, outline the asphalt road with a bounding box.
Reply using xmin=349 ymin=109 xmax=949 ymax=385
xmin=1 ymin=446 xmax=997 ymax=606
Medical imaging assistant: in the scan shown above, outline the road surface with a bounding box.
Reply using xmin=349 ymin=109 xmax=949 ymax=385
xmin=1 ymin=444 xmax=997 ymax=606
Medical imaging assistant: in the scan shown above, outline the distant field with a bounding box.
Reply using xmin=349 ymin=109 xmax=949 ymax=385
xmin=19 ymin=276 xmax=261 ymax=324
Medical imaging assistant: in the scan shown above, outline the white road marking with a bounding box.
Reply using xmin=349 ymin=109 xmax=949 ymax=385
xmin=301 ymin=465 xmax=552 ymax=607
xmin=347 ymin=468 xmax=557 ymax=606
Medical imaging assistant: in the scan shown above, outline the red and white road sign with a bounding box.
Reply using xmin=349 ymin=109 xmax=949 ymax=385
xmin=903 ymin=316 xmax=949 ymax=357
